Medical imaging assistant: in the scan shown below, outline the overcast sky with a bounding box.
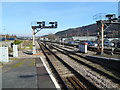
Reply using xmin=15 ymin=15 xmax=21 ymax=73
xmin=2 ymin=2 xmax=118 ymax=36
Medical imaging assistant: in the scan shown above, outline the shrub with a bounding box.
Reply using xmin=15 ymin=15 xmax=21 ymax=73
xmin=13 ymin=40 xmax=22 ymax=45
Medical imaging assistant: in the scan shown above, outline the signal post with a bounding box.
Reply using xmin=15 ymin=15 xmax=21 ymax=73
xmin=31 ymin=21 xmax=57 ymax=54
xmin=96 ymin=14 xmax=120 ymax=55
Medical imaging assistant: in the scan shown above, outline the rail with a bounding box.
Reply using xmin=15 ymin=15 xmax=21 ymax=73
xmin=38 ymin=41 xmax=98 ymax=89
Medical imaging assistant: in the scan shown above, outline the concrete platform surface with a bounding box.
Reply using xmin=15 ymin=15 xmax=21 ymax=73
xmin=2 ymin=57 xmax=56 ymax=89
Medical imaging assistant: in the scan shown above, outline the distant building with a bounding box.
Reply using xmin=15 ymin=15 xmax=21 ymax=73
xmin=71 ymin=36 xmax=97 ymax=41
xmin=63 ymin=36 xmax=97 ymax=41
xmin=0 ymin=34 xmax=16 ymax=41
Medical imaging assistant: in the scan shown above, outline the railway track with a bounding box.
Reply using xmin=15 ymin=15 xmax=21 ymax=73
xmin=45 ymin=41 xmax=120 ymax=55
xmin=51 ymin=43 xmax=120 ymax=72
xmin=67 ymin=76 xmax=86 ymax=90
xmin=38 ymin=41 xmax=98 ymax=89
xmin=50 ymin=43 xmax=120 ymax=80
xmin=41 ymin=41 xmax=120 ymax=89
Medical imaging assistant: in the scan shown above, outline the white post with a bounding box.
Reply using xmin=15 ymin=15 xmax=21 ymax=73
xmin=33 ymin=29 xmax=36 ymax=54
xmin=13 ymin=45 xmax=18 ymax=57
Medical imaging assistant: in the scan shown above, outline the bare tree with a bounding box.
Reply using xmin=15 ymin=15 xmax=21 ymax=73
xmin=47 ymin=34 xmax=57 ymax=40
